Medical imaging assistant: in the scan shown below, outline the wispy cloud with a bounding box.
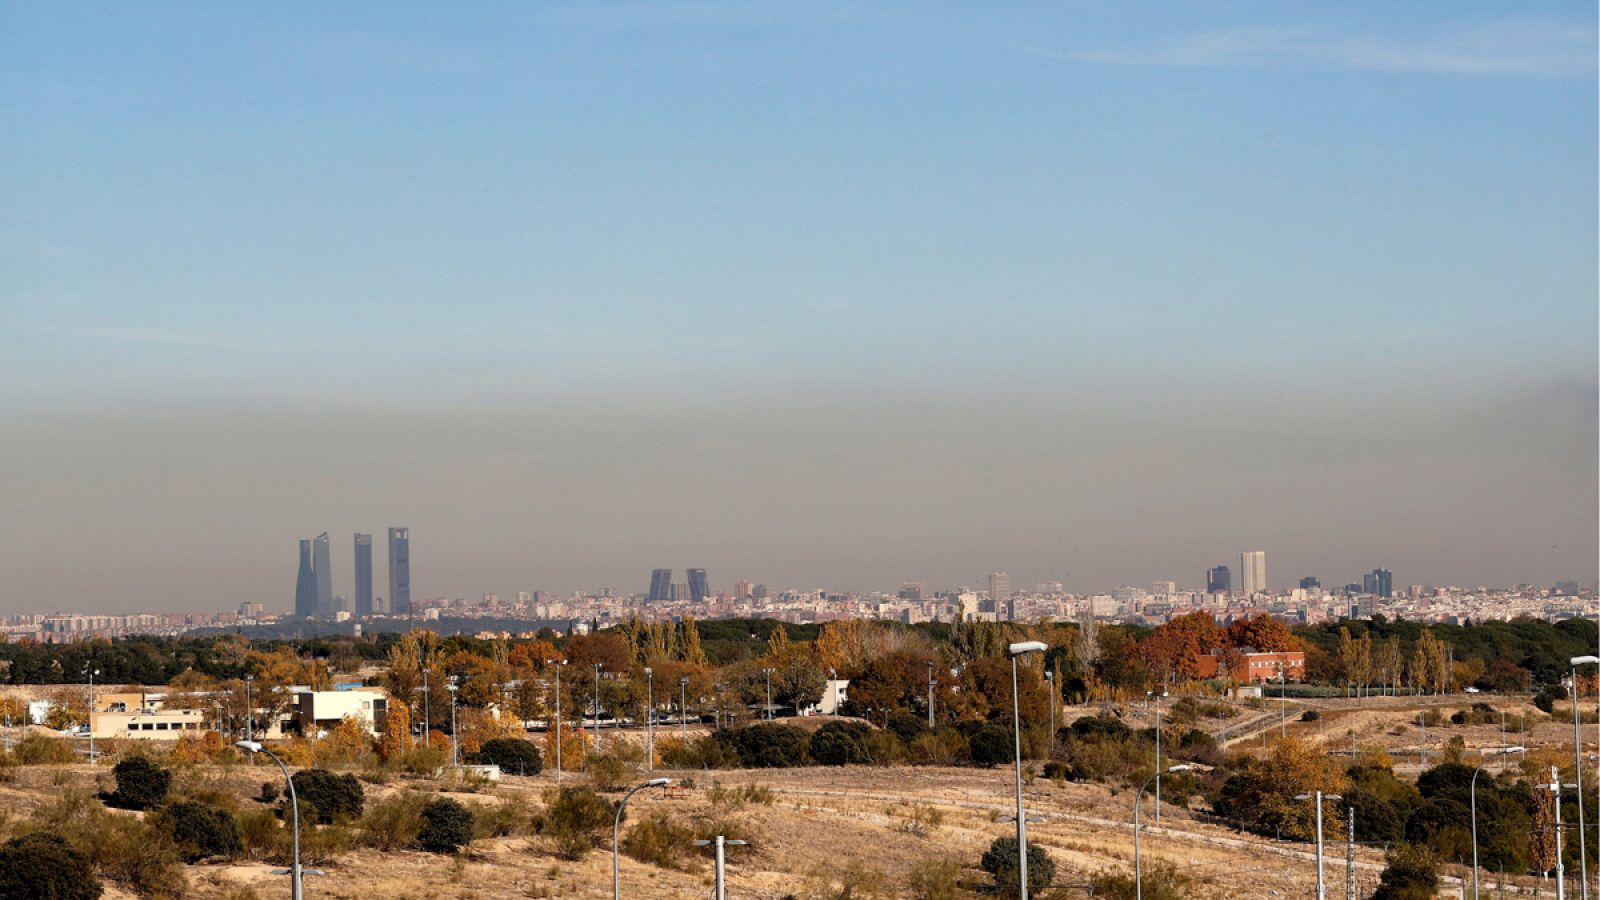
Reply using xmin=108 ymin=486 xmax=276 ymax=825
xmin=1061 ymin=21 xmax=1595 ymax=77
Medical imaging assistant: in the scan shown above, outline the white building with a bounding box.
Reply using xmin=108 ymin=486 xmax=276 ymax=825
xmin=1240 ymin=550 xmax=1267 ymax=596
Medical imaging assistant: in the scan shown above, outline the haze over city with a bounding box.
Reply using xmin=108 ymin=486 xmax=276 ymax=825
xmin=3 ymin=3 xmax=1596 ymax=615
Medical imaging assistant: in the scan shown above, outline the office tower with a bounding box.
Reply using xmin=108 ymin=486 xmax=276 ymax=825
xmin=1366 ymin=568 xmax=1393 ymax=598
xmin=751 ymin=584 xmax=769 ymax=600
xmin=671 ymin=581 xmax=687 ymax=602
xmin=648 ymin=569 xmax=673 ymax=602
xmin=988 ymin=572 xmax=1010 ymax=604
xmin=1299 ymin=576 xmax=1320 ymax=590
xmin=387 ymin=527 xmax=411 ymax=614
xmin=899 ymin=582 xmax=926 ymax=602
xmin=313 ymin=532 xmax=333 ymax=615
xmin=1152 ymin=580 xmax=1176 ymax=596
xmin=294 ymin=539 xmax=318 ymax=617
xmin=354 ymin=533 xmax=374 ymax=617
xmin=1239 ymin=551 xmax=1266 ymax=596
xmin=1206 ymin=565 xmax=1231 ymax=594
xmin=734 ymin=580 xmax=753 ymax=600
xmin=687 ymin=568 xmax=710 ymax=602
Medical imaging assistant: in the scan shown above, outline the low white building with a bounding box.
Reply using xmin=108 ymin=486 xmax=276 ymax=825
xmin=293 ymin=689 xmax=389 ymax=737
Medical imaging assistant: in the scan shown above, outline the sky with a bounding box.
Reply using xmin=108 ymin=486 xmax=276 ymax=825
xmin=2 ymin=2 xmax=1596 ymax=614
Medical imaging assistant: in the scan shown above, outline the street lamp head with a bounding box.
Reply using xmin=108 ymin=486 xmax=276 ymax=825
xmin=1008 ymin=640 xmax=1048 ymax=656
xmin=644 ymin=777 xmax=670 ymax=787
xmin=1498 ymin=746 xmax=1526 ymax=754
xmin=1570 ymin=656 xmax=1600 ymax=666
xmin=235 ymin=740 xmax=263 ymax=754
xmin=1166 ymin=764 xmax=1192 ymax=773
xmin=643 ymin=667 xmax=652 ymax=676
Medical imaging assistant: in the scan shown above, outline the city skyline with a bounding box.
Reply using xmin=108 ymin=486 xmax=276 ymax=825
xmin=2 ymin=3 xmax=1594 ymax=614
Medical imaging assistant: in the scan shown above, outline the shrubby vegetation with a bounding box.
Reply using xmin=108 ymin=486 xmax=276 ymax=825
xmin=107 ymin=756 xmax=171 ymax=810
xmin=156 ymin=802 xmax=243 ymax=863
xmin=290 ymin=769 xmax=365 ymax=824
xmin=980 ymin=836 xmax=1055 ymax=894
xmin=416 ymin=797 xmax=475 ymax=854
xmin=472 ymin=737 xmax=542 ymax=775
xmin=0 ymin=832 xmax=103 ymax=900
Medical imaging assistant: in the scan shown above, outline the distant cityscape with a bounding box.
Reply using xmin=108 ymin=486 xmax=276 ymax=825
xmin=0 ymin=531 xmax=1593 ymax=644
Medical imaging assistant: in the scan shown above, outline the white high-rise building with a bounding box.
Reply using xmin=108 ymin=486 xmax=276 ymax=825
xmin=1240 ymin=551 xmax=1267 ymax=596
xmin=988 ymin=572 xmax=1010 ymax=605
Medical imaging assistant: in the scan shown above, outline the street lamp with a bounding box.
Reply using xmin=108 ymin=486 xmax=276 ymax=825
xmin=1045 ymin=672 xmax=1056 ymax=738
xmin=679 ymin=676 xmax=691 ymax=744
xmin=1147 ymin=687 xmax=1168 ymax=825
xmin=548 ymin=659 xmax=568 ymax=784
xmin=1571 ymin=657 xmax=1600 ymax=900
xmin=643 ymin=667 xmax=654 ymax=773
xmin=762 ymin=668 xmax=774 ymax=720
xmin=1294 ymin=791 xmax=1344 ymax=900
xmin=1008 ymin=640 xmax=1047 ymax=900
xmin=693 ymin=834 xmax=749 ymax=900
xmin=613 ymin=778 xmax=670 ymax=900
xmin=1136 ymin=764 xmax=1192 ymax=900
xmin=1536 ymin=767 xmax=1573 ymax=900
xmin=85 ymin=667 xmax=99 ymax=763
xmin=1471 ymin=747 xmax=1525 ymax=900
xmin=592 ymin=664 xmax=604 ymax=754
xmin=928 ymin=662 xmax=937 ymax=730
xmin=422 ymin=667 xmax=432 ymax=749
xmin=447 ymin=680 xmax=459 ymax=769
xmin=244 ymin=675 xmax=254 ymax=744
xmin=237 ymin=740 xmax=306 ymax=900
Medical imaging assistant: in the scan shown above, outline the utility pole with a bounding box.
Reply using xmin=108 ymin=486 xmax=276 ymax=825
xmin=679 ymin=676 xmax=690 ymax=744
xmin=1346 ymin=805 xmax=1356 ymax=900
xmin=552 ymin=660 xmax=566 ymax=784
xmin=927 ymin=662 xmax=936 ymax=730
xmin=644 ymin=667 xmax=654 ymax=773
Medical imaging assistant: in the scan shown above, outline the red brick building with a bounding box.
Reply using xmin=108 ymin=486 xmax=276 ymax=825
xmin=1194 ymin=648 xmax=1306 ymax=683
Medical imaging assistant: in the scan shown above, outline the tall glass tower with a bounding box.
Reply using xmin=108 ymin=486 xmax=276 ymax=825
xmin=294 ymin=539 xmax=318 ymax=617
xmin=648 ymin=568 xmax=672 ymax=602
xmin=387 ymin=527 xmax=411 ymax=614
xmin=686 ymin=568 xmax=710 ymax=602
xmin=354 ymin=533 xmax=374 ymax=617
xmin=313 ymin=533 xmax=333 ymax=616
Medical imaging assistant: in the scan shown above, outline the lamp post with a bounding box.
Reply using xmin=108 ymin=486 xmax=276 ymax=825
xmin=447 ymin=680 xmax=459 ymax=768
xmin=1295 ymin=791 xmax=1343 ymax=900
xmin=1472 ymin=746 xmax=1525 ymax=900
xmin=85 ymin=666 xmax=99 ymax=763
xmin=244 ymin=675 xmax=254 ymax=744
xmin=1537 ymin=768 xmax=1570 ymax=900
xmin=1045 ymin=671 xmax=1056 ymax=737
xmin=422 ymin=668 xmax=431 ymax=749
xmin=644 ymin=667 xmax=654 ymax=773
xmin=928 ymin=662 xmax=937 ymax=730
xmin=1008 ymin=640 xmax=1047 ymax=900
xmin=237 ymin=740 xmax=304 ymax=900
xmin=1136 ymin=764 xmax=1192 ymax=900
xmin=693 ymin=835 xmax=749 ymax=900
xmin=592 ymin=664 xmax=604 ymax=754
xmin=613 ymin=778 xmax=670 ymax=900
xmin=762 ymin=667 xmax=774 ymax=720
xmin=1148 ymin=687 xmax=1168 ymax=824
xmin=679 ymin=676 xmax=690 ymax=744
xmin=1572 ymin=656 xmax=1600 ymax=900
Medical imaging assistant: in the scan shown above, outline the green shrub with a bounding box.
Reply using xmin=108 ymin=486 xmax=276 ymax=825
xmin=586 ymin=752 xmax=634 ymax=791
xmin=13 ymin=734 xmax=76 ymax=766
xmin=28 ymin=789 xmax=187 ymax=897
xmin=809 ymin=721 xmax=874 ymax=766
xmin=358 ymin=792 xmax=429 ymax=850
xmin=1373 ymin=844 xmax=1440 ymax=900
xmin=108 ymin=756 xmax=171 ymax=810
xmin=417 ymin=798 xmax=475 ymax=854
xmin=661 ymin=734 xmax=735 ymax=769
xmin=621 ymin=810 xmax=697 ymax=869
xmin=968 ymin=722 xmax=1015 ymax=766
xmin=470 ymin=800 xmax=526 ymax=839
xmin=290 ymin=769 xmax=364 ymax=824
xmin=706 ymin=781 xmax=775 ymax=808
xmin=386 ymin=745 xmax=448 ymax=775
xmin=1300 ymin=709 xmax=1321 ymax=722
xmin=980 ymin=836 xmax=1055 ymax=894
xmin=906 ymin=857 xmax=961 ymax=900
xmin=473 ymin=737 xmax=543 ymax=776
xmin=157 ymin=802 xmax=243 ymax=863
xmin=1090 ymin=863 xmax=1190 ymax=900
xmin=237 ymin=808 xmax=285 ymax=860
xmin=0 ymin=832 xmax=103 ymax=900
xmin=536 ymin=786 xmax=616 ymax=860
xmin=716 ymin=723 xmax=811 ymax=768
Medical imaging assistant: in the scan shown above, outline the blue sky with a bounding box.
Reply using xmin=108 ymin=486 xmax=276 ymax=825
xmin=1 ymin=3 xmax=1595 ymax=610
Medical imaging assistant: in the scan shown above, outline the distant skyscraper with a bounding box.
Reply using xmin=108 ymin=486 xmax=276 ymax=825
xmin=387 ymin=527 xmax=411 ymax=614
xmin=354 ymin=533 xmax=374 ymax=617
xmin=293 ymin=539 xmax=318 ymax=617
xmin=1299 ymin=576 xmax=1321 ymax=590
xmin=988 ymin=572 xmax=1010 ymax=604
xmin=1365 ymin=568 xmax=1393 ymax=598
xmin=1152 ymin=580 xmax=1176 ymax=596
xmin=1239 ymin=551 xmax=1266 ymax=596
xmin=687 ymin=568 xmax=710 ymax=602
xmin=313 ymin=532 xmax=333 ymax=616
xmin=648 ymin=569 xmax=673 ymax=602
xmin=1206 ymin=565 xmax=1231 ymax=594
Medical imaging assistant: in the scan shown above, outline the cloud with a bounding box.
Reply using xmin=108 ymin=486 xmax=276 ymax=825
xmin=1064 ymin=20 xmax=1596 ymax=77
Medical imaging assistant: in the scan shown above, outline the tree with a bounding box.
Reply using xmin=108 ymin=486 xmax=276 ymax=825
xmin=109 ymin=756 xmax=171 ymax=810
xmin=417 ymin=798 xmax=475 ymax=854
xmin=716 ymin=723 xmax=810 ymax=768
xmin=980 ymin=836 xmax=1056 ymax=894
xmin=809 ymin=720 xmax=873 ymax=766
xmin=157 ymin=802 xmax=243 ymax=863
xmin=565 ymin=633 xmax=630 ymax=673
xmin=0 ymin=833 xmax=102 ymax=900
xmin=1213 ymin=738 xmax=1348 ymax=840
xmin=968 ymin=722 xmax=1015 ymax=767
xmin=290 ymin=769 xmax=365 ymax=824
xmin=539 ymin=786 xmax=616 ymax=860
xmin=1372 ymin=844 xmax=1439 ymax=900
xmin=1227 ymin=613 xmax=1299 ymax=653
xmin=473 ymin=737 xmax=543 ymax=776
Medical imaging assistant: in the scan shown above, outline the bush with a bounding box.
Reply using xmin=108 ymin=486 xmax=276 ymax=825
xmin=717 ymin=723 xmax=811 ymax=768
xmin=237 ymin=808 xmax=285 ymax=860
xmin=470 ymin=800 xmax=525 ymax=839
xmin=1300 ymin=709 xmax=1320 ymax=722
xmin=706 ymin=781 xmax=775 ymax=808
xmin=907 ymin=728 xmax=969 ymax=766
xmin=473 ymin=737 xmax=543 ymax=776
xmin=358 ymin=792 xmax=429 ymax=851
xmin=809 ymin=721 xmax=874 ymax=766
xmin=621 ymin=810 xmax=696 ymax=869
xmin=980 ymin=836 xmax=1055 ymax=894
xmin=12 ymin=733 xmax=76 ymax=765
xmin=887 ymin=712 xmax=930 ymax=745
xmin=108 ymin=756 xmax=171 ymax=810
xmin=386 ymin=744 xmax=448 ymax=776
xmin=417 ymin=798 xmax=475 ymax=854
xmin=28 ymin=789 xmax=187 ymax=897
xmin=906 ymin=857 xmax=960 ymax=900
xmin=586 ymin=752 xmax=634 ymax=791
xmin=661 ymin=734 xmax=736 ymax=769
xmin=257 ymin=781 xmax=280 ymax=803
xmin=1090 ymin=863 xmax=1191 ymax=900
xmin=1373 ymin=844 xmax=1440 ymax=900
xmin=968 ymin=722 xmax=1015 ymax=767
xmin=157 ymin=802 xmax=243 ymax=863
xmin=290 ymin=769 xmax=364 ymax=824
xmin=536 ymin=786 xmax=616 ymax=860
xmin=0 ymin=832 xmax=103 ymax=900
